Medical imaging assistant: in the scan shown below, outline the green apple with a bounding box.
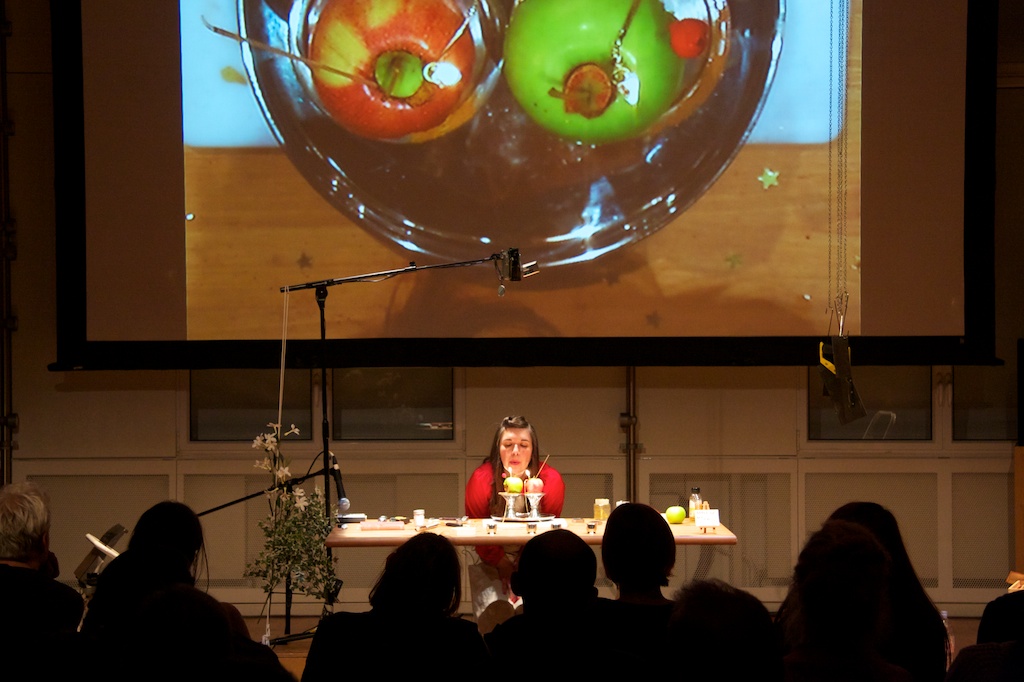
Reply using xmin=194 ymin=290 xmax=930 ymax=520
xmin=665 ymin=505 xmax=687 ymax=524
xmin=504 ymin=476 xmax=524 ymax=493
xmin=503 ymin=0 xmax=689 ymax=143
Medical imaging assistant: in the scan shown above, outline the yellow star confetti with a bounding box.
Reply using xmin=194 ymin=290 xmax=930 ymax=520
xmin=758 ymin=167 xmax=780 ymax=189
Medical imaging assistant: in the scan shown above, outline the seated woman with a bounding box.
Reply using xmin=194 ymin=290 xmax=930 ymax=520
xmin=829 ymin=502 xmax=949 ymax=681
xmin=776 ymin=501 xmax=948 ymax=682
xmin=80 ymin=500 xmax=259 ymax=658
xmin=302 ymin=533 xmax=488 ymax=681
xmin=464 ymin=416 xmax=564 ymax=615
xmin=122 ymin=584 xmax=293 ymax=682
xmin=779 ymin=519 xmax=913 ymax=682
xmin=81 ymin=500 xmax=209 ymax=644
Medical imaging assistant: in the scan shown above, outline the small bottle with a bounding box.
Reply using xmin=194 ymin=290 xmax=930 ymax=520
xmin=940 ymin=610 xmax=955 ymax=669
xmin=688 ymin=487 xmax=702 ymax=518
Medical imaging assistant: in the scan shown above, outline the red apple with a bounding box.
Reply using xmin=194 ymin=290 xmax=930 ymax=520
xmin=307 ymin=0 xmax=479 ymax=141
xmin=525 ymin=477 xmax=544 ymax=493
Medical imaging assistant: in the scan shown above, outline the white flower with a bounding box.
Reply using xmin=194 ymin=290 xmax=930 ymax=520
xmin=294 ymin=489 xmax=309 ymax=511
xmin=283 ymin=424 xmax=300 ymax=437
xmin=275 ymin=466 xmax=291 ymax=482
xmin=254 ymin=457 xmax=272 ymax=471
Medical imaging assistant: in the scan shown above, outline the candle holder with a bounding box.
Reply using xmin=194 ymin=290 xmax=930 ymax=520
xmin=525 ymin=492 xmax=545 ymax=519
xmin=498 ymin=492 xmax=520 ymax=520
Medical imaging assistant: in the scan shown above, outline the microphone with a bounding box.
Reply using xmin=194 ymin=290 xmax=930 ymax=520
xmin=495 ymin=248 xmax=539 ymax=295
xmin=328 ymin=451 xmax=351 ymax=512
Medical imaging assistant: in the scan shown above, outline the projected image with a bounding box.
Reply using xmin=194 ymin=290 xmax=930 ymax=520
xmin=180 ymin=0 xmax=860 ymax=342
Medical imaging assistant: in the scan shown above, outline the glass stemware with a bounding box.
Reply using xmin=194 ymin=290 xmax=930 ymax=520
xmin=525 ymin=491 xmax=545 ymax=520
xmin=498 ymin=492 xmax=520 ymax=521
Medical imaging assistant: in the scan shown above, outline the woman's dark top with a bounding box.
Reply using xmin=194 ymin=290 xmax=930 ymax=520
xmin=302 ymin=609 xmax=489 ymax=681
xmin=80 ymin=549 xmax=195 ymax=644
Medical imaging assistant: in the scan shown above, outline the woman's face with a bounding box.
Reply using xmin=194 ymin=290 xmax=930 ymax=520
xmin=498 ymin=427 xmax=533 ymax=478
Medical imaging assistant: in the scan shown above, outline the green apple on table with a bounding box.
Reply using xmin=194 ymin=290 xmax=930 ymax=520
xmin=665 ymin=505 xmax=687 ymax=524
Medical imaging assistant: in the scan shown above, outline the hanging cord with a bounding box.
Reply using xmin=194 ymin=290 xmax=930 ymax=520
xmin=277 ymin=288 xmax=289 ymax=427
xmin=258 ymin=287 xmax=291 ymax=646
xmin=827 ymin=0 xmax=851 ymax=336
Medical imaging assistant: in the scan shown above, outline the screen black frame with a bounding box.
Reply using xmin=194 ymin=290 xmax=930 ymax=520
xmin=48 ymin=0 xmax=999 ymax=371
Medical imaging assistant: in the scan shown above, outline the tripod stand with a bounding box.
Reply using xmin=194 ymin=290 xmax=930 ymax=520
xmin=243 ymin=249 xmax=537 ymax=642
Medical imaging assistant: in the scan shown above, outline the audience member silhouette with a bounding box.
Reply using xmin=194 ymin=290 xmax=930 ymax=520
xmin=302 ymin=532 xmax=488 ymax=681
xmin=830 ymin=501 xmax=949 ymax=681
xmin=944 ymin=591 xmax=1024 ymax=682
xmin=779 ymin=519 xmax=913 ymax=682
xmin=595 ymin=502 xmax=676 ymax=669
xmin=119 ymin=584 xmax=294 ymax=682
xmin=486 ymin=528 xmax=622 ymax=671
xmin=667 ymin=578 xmax=784 ymax=681
xmin=776 ymin=501 xmax=949 ymax=682
xmin=81 ymin=499 xmax=268 ymax=669
xmin=976 ymin=590 xmax=1024 ymax=644
xmin=0 ymin=481 xmax=86 ymax=678
xmin=81 ymin=500 xmax=208 ymax=643
xmin=602 ymin=502 xmax=675 ymax=605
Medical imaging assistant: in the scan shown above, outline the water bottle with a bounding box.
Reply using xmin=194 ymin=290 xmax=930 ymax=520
xmin=940 ymin=609 xmax=955 ymax=668
xmin=688 ymin=487 xmax=702 ymax=518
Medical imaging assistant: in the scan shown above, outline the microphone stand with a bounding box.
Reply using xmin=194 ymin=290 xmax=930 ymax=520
xmin=281 ymin=252 xmax=525 ymax=531
xmin=197 ymin=466 xmax=334 ymax=641
xmin=278 ymin=252 xmax=532 ymax=636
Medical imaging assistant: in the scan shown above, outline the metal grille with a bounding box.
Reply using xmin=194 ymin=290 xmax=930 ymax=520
xmin=804 ymin=472 xmax=939 ymax=587
xmin=952 ymin=471 xmax=1013 ymax=589
xmin=184 ymin=473 xmax=269 ymax=588
xmin=647 ymin=472 xmax=792 ymax=593
xmin=561 ymin=472 xmax=614 ymax=519
xmin=29 ymin=474 xmax=170 ymax=585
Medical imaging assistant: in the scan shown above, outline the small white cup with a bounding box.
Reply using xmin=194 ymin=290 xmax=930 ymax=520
xmin=413 ymin=509 xmax=425 ymax=527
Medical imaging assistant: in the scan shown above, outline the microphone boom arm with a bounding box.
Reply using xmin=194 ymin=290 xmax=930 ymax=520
xmin=280 ymin=251 xmax=529 ymax=292
xmin=280 ymin=249 xmax=538 ymax=519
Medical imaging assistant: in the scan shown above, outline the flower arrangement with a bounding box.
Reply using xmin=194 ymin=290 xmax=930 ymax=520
xmin=243 ymin=422 xmax=337 ymax=623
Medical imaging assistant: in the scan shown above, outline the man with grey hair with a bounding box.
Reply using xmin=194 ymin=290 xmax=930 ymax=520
xmin=0 ymin=481 xmax=84 ymax=644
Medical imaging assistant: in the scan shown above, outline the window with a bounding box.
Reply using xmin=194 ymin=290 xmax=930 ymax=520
xmin=189 ymin=369 xmax=313 ymax=441
xmin=332 ymin=367 xmax=454 ymax=441
xmin=807 ymin=366 xmax=932 ymax=440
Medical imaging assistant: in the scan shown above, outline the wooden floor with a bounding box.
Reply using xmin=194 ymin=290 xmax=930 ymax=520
xmin=245 ymin=615 xmax=982 ymax=681
xmin=244 ymin=616 xmax=319 ymax=680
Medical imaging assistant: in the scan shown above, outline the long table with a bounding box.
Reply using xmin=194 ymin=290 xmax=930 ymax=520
xmin=326 ymin=517 xmax=737 ymax=548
